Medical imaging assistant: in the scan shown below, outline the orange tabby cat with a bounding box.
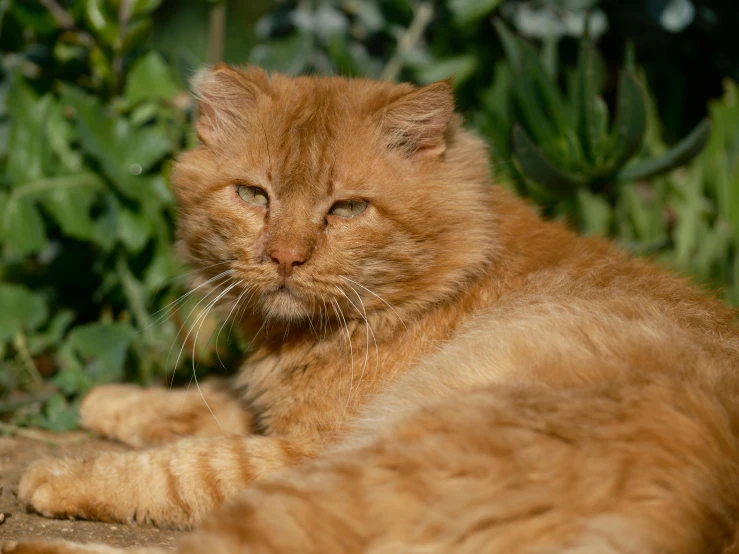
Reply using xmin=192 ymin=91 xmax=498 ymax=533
xmin=4 ymin=65 xmax=739 ymax=554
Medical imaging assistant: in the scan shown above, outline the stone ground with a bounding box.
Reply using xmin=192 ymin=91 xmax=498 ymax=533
xmin=0 ymin=430 xmax=181 ymax=549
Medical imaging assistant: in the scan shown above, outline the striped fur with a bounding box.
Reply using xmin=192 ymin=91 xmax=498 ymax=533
xmin=7 ymin=67 xmax=739 ymax=553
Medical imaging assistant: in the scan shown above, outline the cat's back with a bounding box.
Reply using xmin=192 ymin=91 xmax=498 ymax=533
xmin=345 ymin=205 xmax=739 ymax=446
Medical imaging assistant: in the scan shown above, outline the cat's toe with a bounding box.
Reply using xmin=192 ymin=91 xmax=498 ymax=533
xmin=18 ymin=458 xmax=85 ymax=519
xmin=1 ymin=541 xmax=114 ymax=554
xmin=1 ymin=541 xmax=59 ymax=554
xmin=78 ymin=384 xmax=137 ymax=436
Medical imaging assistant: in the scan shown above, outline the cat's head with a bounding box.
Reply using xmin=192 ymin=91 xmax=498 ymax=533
xmin=172 ymin=65 xmax=497 ymax=325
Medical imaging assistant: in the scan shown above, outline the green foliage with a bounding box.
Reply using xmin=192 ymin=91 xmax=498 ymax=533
xmin=1 ymin=0 xmax=738 ymax=430
xmin=494 ymin=20 xmax=710 ymax=195
xmin=0 ymin=0 xmax=235 ymax=428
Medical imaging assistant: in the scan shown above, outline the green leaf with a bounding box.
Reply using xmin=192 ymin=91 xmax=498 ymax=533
xmin=616 ymin=119 xmax=711 ymax=183
xmin=28 ymin=310 xmax=76 ymax=355
xmin=621 ymin=184 xmax=666 ymax=242
xmin=2 ymin=173 xmax=105 ymax=246
xmin=45 ymin=98 xmax=84 ymax=173
xmin=61 ymin=86 xmax=172 ymax=197
xmin=41 ymin=186 xmax=99 ymax=241
xmin=125 ymin=52 xmax=182 ymax=105
xmin=0 ymin=284 xmax=48 ymax=342
xmin=606 ymin=72 xmax=647 ymax=170
xmin=449 ymin=0 xmax=504 ymax=26
xmin=118 ymin=208 xmax=153 ymax=252
xmin=123 ymin=125 xmax=172 ymax=174
xmin=117 ymin=257 xmax=152 ymax=328
xmin=63 ymin=321 xmax=134 ymax=383
xmin=41 ymin=394 xmax=79 ymax=431
xmin=413 ymin=54 xmax=478 ymax=87
xmin=131 ymin=0 xmax=163 ymax=16
xmin=249 ymin=33 xmax=314 ymax=75
xmin=494 ymin=21 xmax=558 ymax=151
xmin=520 ymin=41 xmax=569 ymax=136
xmin=577 ymin=189 xmax=612 ymax=236
xmin=6 ymin=80 xmax=51 ymax=187
xmin=1 ymin=197 xmax=46 ymax=254
xmin=84 ymin=0 xmax=119 ymax=45
xmin=512 ymin=125 xmax=585 ymax=192
xmin=493 ymin=19 xmax=522 ymax=77
xmin=575 ymin=36 xmax=606 ymax=167
xmin=119 ymin=18 xmax=153 ymax=53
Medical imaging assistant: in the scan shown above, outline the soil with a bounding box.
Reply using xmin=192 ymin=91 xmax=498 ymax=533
xmin=0 ymin=429 xmax=181 ymax=549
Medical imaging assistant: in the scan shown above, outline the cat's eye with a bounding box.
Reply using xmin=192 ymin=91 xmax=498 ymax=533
xmin=329 ymin=200 xmax=368 ymax=218
xmin=237 ymin=185 xmax=269 ymax=207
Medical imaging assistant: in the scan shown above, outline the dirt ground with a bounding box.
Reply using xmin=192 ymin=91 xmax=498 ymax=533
xmin=0 ymin=429 xmax=181 ymax=549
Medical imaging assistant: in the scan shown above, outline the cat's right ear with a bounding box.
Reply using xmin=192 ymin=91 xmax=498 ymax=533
xmin=190 ymin=64 xmax=267 ymax=147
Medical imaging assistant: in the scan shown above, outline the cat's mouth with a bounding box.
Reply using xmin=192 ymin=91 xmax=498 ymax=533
xmin=262 ymin=283 xmax=313 ymax=319
xmin=274 ymin=283 xmax=300 ymax=297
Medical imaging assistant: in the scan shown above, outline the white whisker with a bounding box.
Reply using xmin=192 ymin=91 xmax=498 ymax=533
xmin=330 ymin=297 xmax=354 ymax=408
xmin=213 ymin=283 xmax=250 ymax=370
xmin=145 ymin=269 xmax=235 ymax=333
xmin=336 ymin=287 xmax=370 ymax=401
xmin=188 ymin=280 xmax=242 ymax=434
xmin=340 ymin=276 xmax=407 ymax=329
xmin=166 ymin=275 xmax=235 ymax=388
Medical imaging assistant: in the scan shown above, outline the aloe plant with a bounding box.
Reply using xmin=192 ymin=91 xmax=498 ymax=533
xmin=494 ymin=19 xmax=711 ymax=194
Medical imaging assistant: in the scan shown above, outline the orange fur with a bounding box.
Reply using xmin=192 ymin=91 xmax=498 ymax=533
xmin=7 ymin=66 xmax=739 ymax=553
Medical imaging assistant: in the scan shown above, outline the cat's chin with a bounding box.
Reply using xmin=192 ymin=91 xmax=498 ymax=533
xmin=261 ymin=286 xmax=314 ymax=321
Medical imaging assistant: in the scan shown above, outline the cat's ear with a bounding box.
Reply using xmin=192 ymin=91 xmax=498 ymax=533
xmin=379 ymin=78 xmax=455 ymax=159
xmin=190 ymin=64 xmax=268 ymax=147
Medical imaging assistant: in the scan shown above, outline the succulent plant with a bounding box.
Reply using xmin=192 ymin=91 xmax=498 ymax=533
xmin=494 ymin=19 xmax=711 ymax=195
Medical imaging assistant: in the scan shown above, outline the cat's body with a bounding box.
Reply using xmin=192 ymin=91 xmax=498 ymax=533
xmin=5 ymin=67 xmax=739 ymax=554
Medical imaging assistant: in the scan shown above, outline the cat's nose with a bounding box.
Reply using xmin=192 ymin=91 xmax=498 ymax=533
xmin=270 ymin=248 xmax=306 ymax=279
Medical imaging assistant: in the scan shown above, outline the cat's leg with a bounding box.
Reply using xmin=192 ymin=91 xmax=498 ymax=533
xmin=79 ymin=380 xmax=252 ymax=448
xmin=0 ymin=541 xmax=164 ymax=554
xmin=18 ymin=435 xmax=317 ymax=530
xmin=174 ymin=379 xmax=738 ymax=554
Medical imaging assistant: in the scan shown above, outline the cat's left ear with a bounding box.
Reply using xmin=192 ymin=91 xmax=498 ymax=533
xmin=191 ymin=64 xmax=268 ymax=148
xmin=379 ymin=78 xmax=455 ymax=159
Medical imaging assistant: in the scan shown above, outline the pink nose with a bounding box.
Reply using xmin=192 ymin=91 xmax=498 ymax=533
xmin=270 ymin=248 xmax=306 ymax=279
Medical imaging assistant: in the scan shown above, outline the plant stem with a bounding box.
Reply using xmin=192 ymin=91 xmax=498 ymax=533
xmin=208 ymin=1 xmax=227 ymax=66
xmin=39 ymin=0 xmax=94 ymax=47
xmin=113 ymin=0 xmax=132 ymax=95
xmin=381 ymin=2 xmax=434 ymax=82
xmin=13 ymin=333 xmax=43 ymax=389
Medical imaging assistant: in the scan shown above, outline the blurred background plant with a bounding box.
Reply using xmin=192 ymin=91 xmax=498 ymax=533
xmin=0 ymin=0 xmax=737 ymax=430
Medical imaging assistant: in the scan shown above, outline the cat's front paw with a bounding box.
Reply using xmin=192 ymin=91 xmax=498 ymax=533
xmin=18 ymin=458 xmax=91 ymax=521
xmin=1 ymin=540 xmax=127 ymax=554
xmin=78 ymin=384 xmax=139 ymax=441
xmin=2 ymin=541 xmax=69 ymax=554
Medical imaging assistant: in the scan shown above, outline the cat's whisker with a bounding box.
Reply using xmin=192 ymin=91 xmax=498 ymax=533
xmin=346 ymin=282 xmax=380 ymax=368
xmin=307 ymin=296 xmax=319 ymax=340
xmin=340 ymin=276 xmax=407 ymax=330
xmin=330 ymin=297 xmax=354 ymax=407
xmin=335 ymin=286 xmax=371 ymax=407
xmin=166 ymin=278 xmax=233 ymax=389
xmin=321 ymin=297 xmax=330 ymax=339
xmin=148 ymin=263 xmax=235 ymax=320
xmin=186 ymin=280 xmax=243 ymax=434
xmin=231 ymin=285 xmax=257 ymax=340
xmin=148 ymin=258 xmax=235 ymax=313
xmin=167 ymin=276 xmax=236 ymax=388
xmin=144 ymin=269 xmax=235 ymax=334
xmin=186 ymin=280 xmax=242 ymax=373
xmin=247 ymin=296 xmax=276 ymax=347
xmin=214 ymin=284 xmax=251 ymax=370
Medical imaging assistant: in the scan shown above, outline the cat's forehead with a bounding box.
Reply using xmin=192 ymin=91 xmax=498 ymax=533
xmin=267 ymin=74 xmax=416 ymax=115
xmin=245 ymin=76 xmax=407 ymax=195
